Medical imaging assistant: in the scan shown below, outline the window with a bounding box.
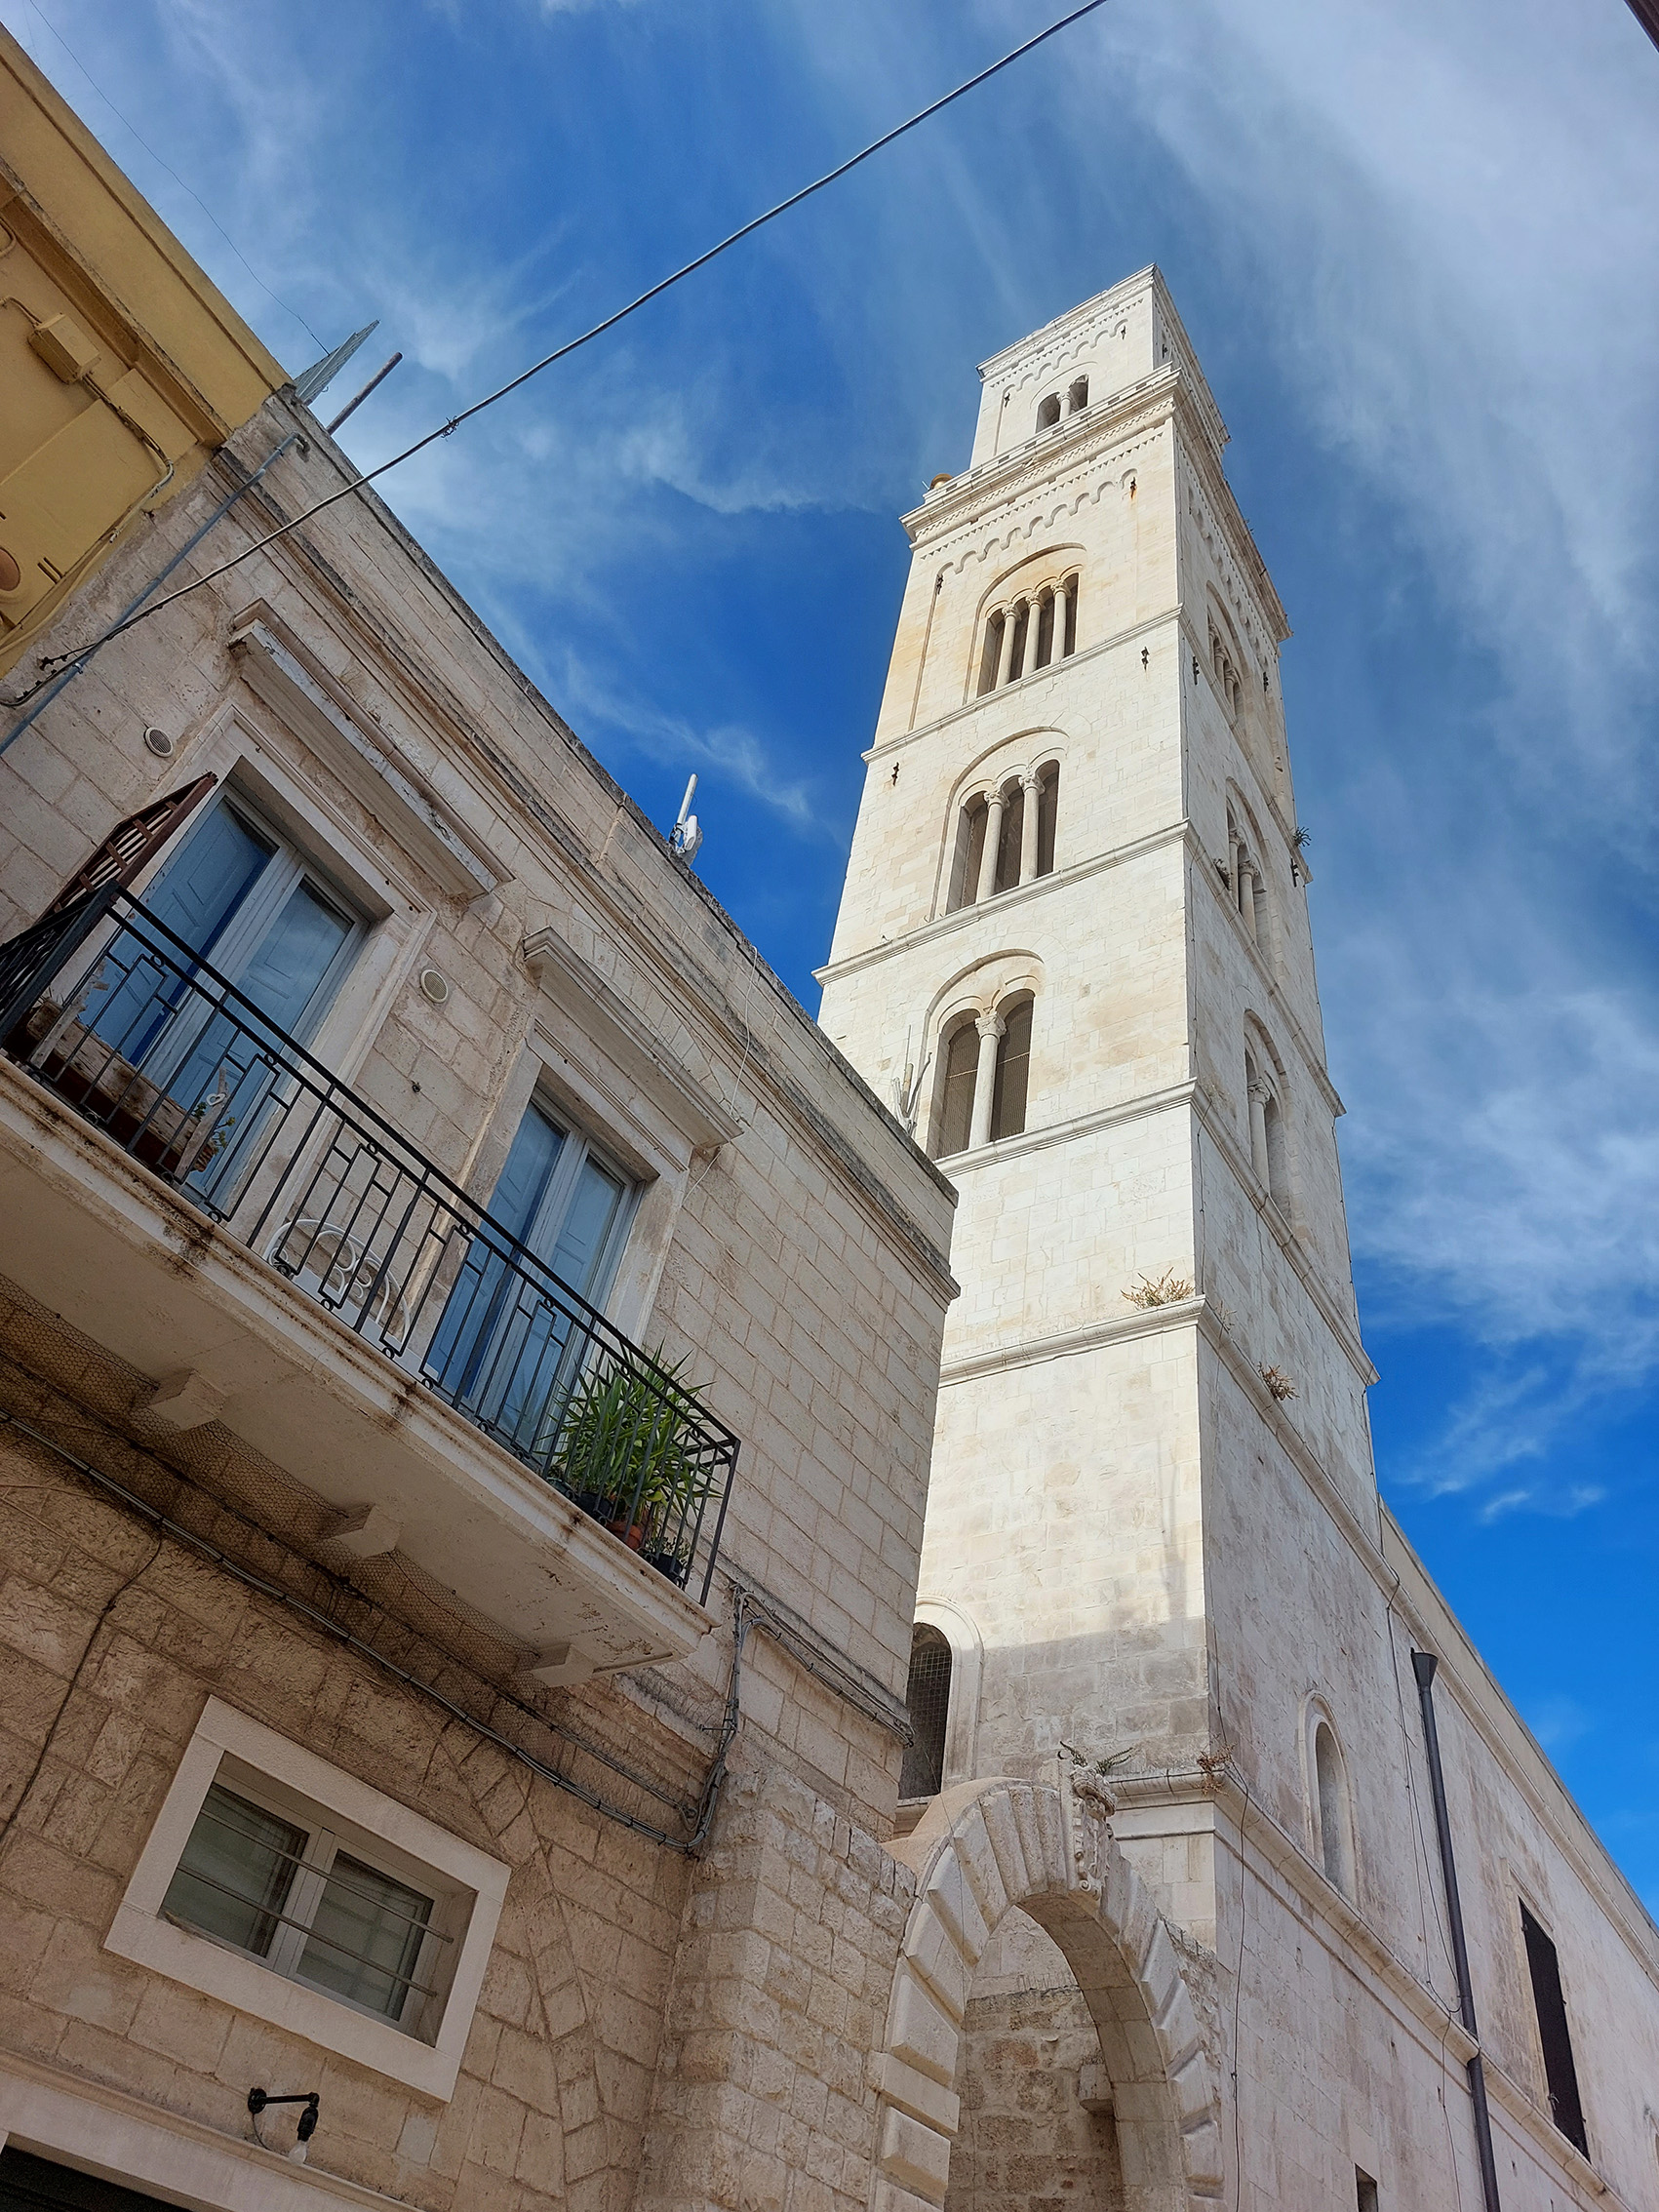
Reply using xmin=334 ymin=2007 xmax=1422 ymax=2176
xmin=107 ymin=1697 xmax=508 ymax=2099
xmin=976 ymin=610 xmax=1005 ymax=696
xmin=1312 ymin=1721 xmax=1355 ymax=1897
xmin=1245 ymin=1046 xmax=1290 ymax=1213
xmin=1036 ymin=763 xmax=1060 ymax=877
xmin=163 ymin=1780 xmax=440 ymax=2032
xmin=990 ymin=996 xmax=1032 ymax=1141
xmin=900 ymin=1624 xmax=952 ymax=1798
xmin=975 ymin=573 xmax=1079 ymax=692
xmin=1521 ymin=1902 xmax=1589 ymax=2155
xmin=934 ymin=1020 xmax=980 ymax=1159
xmin=1067 ymin=375 xmax=1089 ymax=414
xmin=428 ymin=1093 xmax=636 ymax=1453
xmin=994 ymin=779 xmax=1023 ymax=894
xmin=1036 ymin=392 xmax=1061 ymax=430
xmin=1355 ymin=2171 xmax=1379 ymax=2212
xmin=98 ymin=789 xmax=362 ymax=1056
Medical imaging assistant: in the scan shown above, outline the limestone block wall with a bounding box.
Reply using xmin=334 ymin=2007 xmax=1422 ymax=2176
xmin=0 ymin=1402 xmax=689 ymax=2212
xmin=0 ymin=388 xmax=959 ymax=1830
xmin=923 ymin=1327 xmax=1208 ymax=1781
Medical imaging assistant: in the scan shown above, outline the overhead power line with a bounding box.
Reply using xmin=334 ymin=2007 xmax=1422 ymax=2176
xmin=44 ymin=0 xmax=1111 ymax=665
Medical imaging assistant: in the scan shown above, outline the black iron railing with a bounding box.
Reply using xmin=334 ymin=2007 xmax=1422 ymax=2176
xmin=0 ymin=885 xmax=736 ymax=1602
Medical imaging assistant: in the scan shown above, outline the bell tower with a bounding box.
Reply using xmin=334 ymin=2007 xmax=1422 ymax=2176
xmin=818 ymin=266 xmax=1379 ymax=1845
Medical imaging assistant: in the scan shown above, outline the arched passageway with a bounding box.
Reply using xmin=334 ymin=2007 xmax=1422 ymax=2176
xmin=872 ymin=1777 xmax=1222 ymax=2212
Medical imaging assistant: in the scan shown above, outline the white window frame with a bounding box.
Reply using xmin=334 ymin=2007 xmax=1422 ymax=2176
xmin=105 ymin=1698 xmax=508 ymax=2100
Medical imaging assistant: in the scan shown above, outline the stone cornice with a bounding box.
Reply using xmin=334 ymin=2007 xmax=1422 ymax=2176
xmin=902 ymin=372 xmax=1182 ymax=548
xmin=859 ymin=609 xmax=1179 ymax=768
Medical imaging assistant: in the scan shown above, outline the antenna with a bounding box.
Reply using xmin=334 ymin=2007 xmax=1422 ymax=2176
xmin=670 ymin=774 xmax=704 ymax=865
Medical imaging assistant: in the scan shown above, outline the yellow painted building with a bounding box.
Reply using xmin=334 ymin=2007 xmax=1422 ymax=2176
xmin=0 ymin=24 xmax=287 ymax=677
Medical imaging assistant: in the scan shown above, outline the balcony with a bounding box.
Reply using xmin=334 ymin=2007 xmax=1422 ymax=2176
xmin=0 ymin=885 xmax=737 ymax=1675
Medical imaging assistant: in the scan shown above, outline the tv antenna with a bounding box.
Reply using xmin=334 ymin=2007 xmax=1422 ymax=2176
xmin=670 ymin=774 xmax=704 ymax=865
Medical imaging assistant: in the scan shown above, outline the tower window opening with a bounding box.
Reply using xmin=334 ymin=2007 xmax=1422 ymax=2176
xmin=990 ymin=996 xmax=1033 ymax=1142
xmin=1036 ymin=763 xmax=1060 ymax=878
xmin=900 ymin=1625 xmax=952 ymax=1798
xmin=1036 ymin=392 xmax=1061 ymax=431
xmin=934 ymin=1020 xmax=980 ymax=1159
xmin=1033 ymin=591 xmax=1054 ymax=673
xmin=1312 ymin=1720 xmax=1354 ymax=1898
xmin=948 ymin=797 xmax=989 ymax=913
xmin=977 ymin=610 xmax=1005 ymax=696
xmin=1263 ymin=1091 xmax=1289 ymax=1212
xmin=1067 ymin=375 xmax=1088 ymax=414
xmin=1063 ymin=574 xmax=1079 ymax=657
xmin=1521 ymin=1902 xmax=1588 ymax=2155
xmin=1010 ymin=600 xmax=1032 ymax=681
xmin=1355 ymin=2172 xmax=1379 ymax=2212
xmin=994 ymin=781 xmax=1024 ymax=894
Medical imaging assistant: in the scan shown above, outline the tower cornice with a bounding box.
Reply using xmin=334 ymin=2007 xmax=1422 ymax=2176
xmin=904 ymin=374 xmax=1288 ymax=647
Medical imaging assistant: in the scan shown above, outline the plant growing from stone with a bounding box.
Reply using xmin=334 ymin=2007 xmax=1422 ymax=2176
xmin=1122 ymin=1268 xmax=1195 ymax=1309
xmin=1259 ymin=1364 xmax=1298 ymax=1402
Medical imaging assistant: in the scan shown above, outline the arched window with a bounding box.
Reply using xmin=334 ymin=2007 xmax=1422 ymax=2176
xmin=990 ymin=996 xmax=1033 ymax=1141
xmin=934 ymin=1020 xmax=979 ymax=1158
xmin=975 ymin=573 xmax=1079 ymax=692
xmin=900 ymin=1625 xmax=952 ymax=1799
xmin=1036 ymin=762 xmax=1060 ymax=877
xmin=994 ymin=779 xmax=1023 ymax=894
xmin=976 ymin=610 xmax=1005 ymax=696
xmin=1244 ymin=1045 xmax=1290 ymax=1213
xmin=1226 ymin=806 xmax=1266 ymax=947
xmin=1312 ymin=1720 xmax=1355 ymax=1898
xmin=947 ymin=797 xmax=989 ymax=913
xmin=1036 ymin=392 xmax=1061 ymax=431
xmin=1067 ymin=375 xmax=1089 ymax=413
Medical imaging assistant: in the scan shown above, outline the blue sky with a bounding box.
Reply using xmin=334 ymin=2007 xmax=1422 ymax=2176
xmin=10 ymin=0 xmax=1659 ymax=1899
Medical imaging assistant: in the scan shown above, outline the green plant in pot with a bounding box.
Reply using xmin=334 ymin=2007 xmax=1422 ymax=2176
xmin=558 ymin=1350 xmax=717 ymax=1584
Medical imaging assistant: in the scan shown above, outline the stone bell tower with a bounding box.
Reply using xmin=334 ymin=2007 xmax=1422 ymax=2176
xmin=817 ymin=264 xmax=1380 ymax=1888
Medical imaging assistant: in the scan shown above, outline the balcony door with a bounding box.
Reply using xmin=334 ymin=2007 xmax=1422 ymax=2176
xmin=64 ymin=793 xmax=363 ymax=1201
xmin=427 ymin=1096 xmax=634 ymax=1460
xmin=91 ymin=794 xmax=361 ymax=1066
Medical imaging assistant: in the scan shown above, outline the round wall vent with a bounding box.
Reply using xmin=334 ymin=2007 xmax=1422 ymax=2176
xmin=0 ymin=547 xmax=22 ymax=595
xmin=142 ymin=726 xmax=176 ymax=758
xmin=417 ymin=967 xmax=451 ymax=1006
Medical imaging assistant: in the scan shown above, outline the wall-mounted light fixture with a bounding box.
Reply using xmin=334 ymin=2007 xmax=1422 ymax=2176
xmin=249 ymin=2087 xmax=321 ymax=2164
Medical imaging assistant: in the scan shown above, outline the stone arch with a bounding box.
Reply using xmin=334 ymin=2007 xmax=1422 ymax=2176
xmin=873 ymin=1776 xmax=1221 ymax=2212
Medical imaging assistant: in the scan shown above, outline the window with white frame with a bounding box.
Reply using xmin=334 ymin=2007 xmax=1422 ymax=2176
xmin=107 ymin=1698 xmax=508 ymax=2099
xmin=161 ymin=1773 xmax=446 ymax=2035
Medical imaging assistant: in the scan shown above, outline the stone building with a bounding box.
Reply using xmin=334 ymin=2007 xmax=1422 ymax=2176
xmin=818 ymin=267 xmax=1659 ymax=2212
xmin=0 ymin=99 xmax=970 ymax=2208
xmin=0 ymin=58 xmax=1654 ymax=2211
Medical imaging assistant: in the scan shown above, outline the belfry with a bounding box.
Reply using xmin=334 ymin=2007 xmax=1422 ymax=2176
xmin=818 ymin=268 xmax=1658 ymax=2210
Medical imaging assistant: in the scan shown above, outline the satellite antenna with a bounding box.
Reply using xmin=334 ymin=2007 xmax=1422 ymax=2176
xmin=670 ymin=774 xmax=704 ymax=865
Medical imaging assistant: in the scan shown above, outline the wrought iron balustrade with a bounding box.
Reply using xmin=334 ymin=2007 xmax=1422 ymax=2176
xmin=0 ymin=884 xmax=736 ymax=1602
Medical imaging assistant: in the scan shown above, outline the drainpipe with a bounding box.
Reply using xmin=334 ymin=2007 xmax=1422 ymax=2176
xmin=1 ymin=426 xmax=307 ymax=758
xmin=1412 ymin=1650 xmax=1503 ymax=2212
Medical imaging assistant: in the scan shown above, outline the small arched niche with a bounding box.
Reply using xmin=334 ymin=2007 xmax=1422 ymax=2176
xmin=1036 ymin=392 xmax=1061 ymax=431
xmin=1304 ymin=1701 xmax=1357 ymax=1901
xmin=899 ymin=1624 xmax=952 ymax=1799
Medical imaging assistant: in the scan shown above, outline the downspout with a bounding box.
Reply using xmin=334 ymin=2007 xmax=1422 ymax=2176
xmin=1 ymin=425 xmax=307 ymax=757
xmin=1412 ymin=1650 xmax=1503 ymax=2212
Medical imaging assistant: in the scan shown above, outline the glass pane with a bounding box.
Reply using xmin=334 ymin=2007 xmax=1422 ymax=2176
xmin=161 ymin=1784 xmax=302 ymax=1958
xmin=427 ymin=1102 xmax=566 ymax=1410
xmin=236 ymin=881 xmax=352 ymax=1037
xmin=548 ymin=1156 xmax=626 ymax=1302
xmin=83 ymin=806 xmax=272 ymax=1060
xmin=298 ymin=1852 xmax=431 ymax=2020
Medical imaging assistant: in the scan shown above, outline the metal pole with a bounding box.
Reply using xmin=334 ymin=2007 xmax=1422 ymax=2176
xmin=1412 ymin=1650 xmax=1503 ymax=2212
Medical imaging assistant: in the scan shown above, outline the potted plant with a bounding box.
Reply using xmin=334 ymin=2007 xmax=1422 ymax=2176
xmin=557 ymin=1350 xmax=717 ymax=1577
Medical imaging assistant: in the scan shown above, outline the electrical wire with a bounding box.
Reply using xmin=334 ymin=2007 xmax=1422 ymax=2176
xmin=54 ymin=0 xmax=1112 ymax=663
